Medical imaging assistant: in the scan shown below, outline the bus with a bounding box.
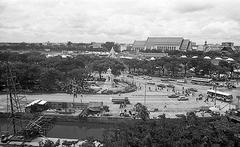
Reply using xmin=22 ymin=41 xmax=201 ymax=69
xmin=191 ymin=77 xmax=212 ymax=86
xmin=207 ymin=89 xmax=233 ymax=102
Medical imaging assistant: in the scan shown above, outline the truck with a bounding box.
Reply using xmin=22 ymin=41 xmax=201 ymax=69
xmin=111 ymin=97 xmax=130 ymax=104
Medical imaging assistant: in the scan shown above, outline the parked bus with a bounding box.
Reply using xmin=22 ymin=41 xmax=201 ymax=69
xmin=191 ymin=77 xmax=213 ymax=86
xmin=207 ymin=89 xmax=233 ymax=102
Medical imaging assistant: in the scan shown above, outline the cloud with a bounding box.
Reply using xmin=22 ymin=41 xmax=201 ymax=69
xmin=173 ymin=0 xmax=214 ymax=13
xmin=0 ymin=0 xmax=240 ymax=45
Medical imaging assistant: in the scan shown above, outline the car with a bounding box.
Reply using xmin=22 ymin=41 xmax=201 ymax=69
xmin=188 ymin=88 xmax=198 ymax=92
xmin=166 ymin=84 xmax=175 ymax=88
xmin=168 ymin=94 xmax=179 ymax=98
xmin=157 ymin=84 xmax=166 ymax=88
xmin=147 ymin=82 xmax=155 ymax=85
xmin=143 ymin=76 xmax=152 ymax=80
xmin=175 ymin=114 xmax=186 ymax=118
xmin=178 ymin=96 xmax=189 ymax=101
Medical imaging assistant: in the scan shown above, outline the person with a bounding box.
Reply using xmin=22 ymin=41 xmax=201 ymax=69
xmin=164 ymin=103 xmax=167 ymax=109
xmin=129 ymin=110 xmax=132 ymax=116
xmin=204 ymin=97 xmax=209 ymax=103
xmin=119 ymin=103 xmax=122 ymax=109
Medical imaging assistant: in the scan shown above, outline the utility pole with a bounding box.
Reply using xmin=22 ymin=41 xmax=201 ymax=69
xmin=237 ymin=96 xmax=240 ymax=109
xmin=144 ymin=83 xmax=146 ymax=105
xmin=71 ymin=78 xmax=78 ymax=108
xmin=214 ymin=83 xmax=217 ymax=106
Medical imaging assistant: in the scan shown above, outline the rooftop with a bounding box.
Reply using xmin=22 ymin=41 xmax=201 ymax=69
xmin=145 ymin=37 xmax=184 ymax=48
xmin=132 ymin=40 xmax=146 ymax=48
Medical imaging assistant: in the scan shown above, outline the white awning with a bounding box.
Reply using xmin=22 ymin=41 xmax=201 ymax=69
xmin=204 ymin=56 xmax=211 ymax=59
xmin=226 ymin=58 xmax=234 ymax=61
xmin=38 ymin=100 xmax=47 ymax=105
xmin=181 ymin=55 xmax=187 ymax=58
xmin=26 ymin=99 xmax=41 ymax=107
xmin=150 ymin=57 xmax=155 ymax=60
xmin=215 ymin=57 xmax=222 ymax=60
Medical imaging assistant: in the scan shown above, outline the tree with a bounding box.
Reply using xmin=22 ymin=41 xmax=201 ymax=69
xmin=155 ymin=58 xmax=167 ymax=76
xmin=39 ymin=68 xmax=63 ymax=92
xmin=134 ymin=103 xmax=149 ymax=121
xmin=66 ymin=68 xmax=89 ymax=92
xmin=102 ymin=42 xmax=120 ymax=52
xmin=165 ymin=57 xmax=181 ymax=77
xmin=179 ymin=57 xmax=189 ymax=77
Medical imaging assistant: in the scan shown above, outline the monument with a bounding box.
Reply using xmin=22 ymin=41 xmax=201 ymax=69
xmin=103 ymin=67 xmax=114 ymax=89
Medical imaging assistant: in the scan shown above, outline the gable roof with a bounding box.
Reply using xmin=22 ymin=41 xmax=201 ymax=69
xmin=132 ymin=40 xmax=146 ymax=48
xmin=180 ymin=39 xmax=190 ymax=51
xmin=145 ymin=37 xmax=183 ymax=48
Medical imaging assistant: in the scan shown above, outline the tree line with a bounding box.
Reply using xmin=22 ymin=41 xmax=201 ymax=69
xmin=122 ymin=51 xmax=240 ymax=79
xmin=102 ymin=115 xmax=240 ymax=146
xmin=0 ymin=52 xmax=125 ymax=93
xmin=0 ymin=41 xmax=121 ymax=52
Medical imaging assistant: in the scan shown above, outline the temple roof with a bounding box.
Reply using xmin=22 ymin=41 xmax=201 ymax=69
xmin=132 ymin=40 xmax=146 ymax=48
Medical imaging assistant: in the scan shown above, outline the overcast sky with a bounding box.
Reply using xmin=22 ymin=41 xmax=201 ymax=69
xmin=0 ymin=0 xmax=240 ymax=45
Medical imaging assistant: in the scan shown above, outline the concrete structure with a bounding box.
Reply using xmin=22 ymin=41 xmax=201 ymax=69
xmin=132 ymin=37 xmax=192 ymax=52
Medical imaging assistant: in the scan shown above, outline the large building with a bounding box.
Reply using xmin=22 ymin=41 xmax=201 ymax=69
xmin=132 ymin=37 xmax=192 ymax=52
xmin=204 ymin=41 xmax=237 ymax=53
xmin=132 ymin=40 xmax=146 ymax=51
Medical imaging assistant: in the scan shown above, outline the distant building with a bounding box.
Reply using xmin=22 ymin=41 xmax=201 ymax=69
xmin=132 ymin=41 xmax=146 ymax=51
xmin=191 ymin=42 xmax=198 ymax=51
xmin=204 ymin=44 xmax=222 ymax=52
xmin=132 ymin=37 xmax=192 ymax=52
xmin=180 ymin=39 xmax=192 ymax=51
xmin=138 ymin=52 xmax=168 ymax=59
xmin=196 ymin=45 xmax=204 ymax=51
xmin=222 ymin=42 xmax=234 ymax=47
xmin=89 ymin=42 xmax=103 ymax=49
xmin=203 ymin=41 xmax=237 ymax=53
xmin=234 ymin=46 xmax=240 ymax=52
xmin=108 ymin=47 xmax=117 ymax=58
xmin=119 ymin=44 xmax=128 ymax=52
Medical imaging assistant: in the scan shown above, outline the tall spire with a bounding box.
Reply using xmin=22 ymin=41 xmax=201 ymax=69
xmin=109 ymin=47 xmax=117 ymax=58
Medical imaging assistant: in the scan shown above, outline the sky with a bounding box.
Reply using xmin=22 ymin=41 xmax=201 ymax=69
xmin=0 ymin=0 xmax=240 ymax=45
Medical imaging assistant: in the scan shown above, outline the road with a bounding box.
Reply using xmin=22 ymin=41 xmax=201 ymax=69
xmin=0 ymin=75 xmax=239 ymax=118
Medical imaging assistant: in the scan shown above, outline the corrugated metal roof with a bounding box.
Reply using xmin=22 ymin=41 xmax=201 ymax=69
xmin=145 ymin=37 xmax=183 ymax=48
xmin=26 ymin=99 xmax=42 ymax=107
xmin=132 ymin=40 xmax=146 ymax=48
xmin=38 ymin=100 xmax=47 ymax=105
